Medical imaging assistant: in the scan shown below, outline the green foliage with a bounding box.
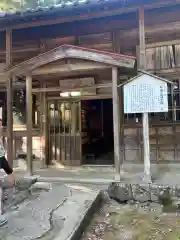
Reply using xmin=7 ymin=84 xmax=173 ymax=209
xmin=0 ymin=0 xmax=20 ymax=11
xmin=0 ymin=0 xmax=60 ymax=12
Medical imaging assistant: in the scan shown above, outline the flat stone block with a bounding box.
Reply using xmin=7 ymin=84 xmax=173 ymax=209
xmin=108 ymin=182 xmax=132 ymax=203
xmin=30 ymin=182 xmax=52 ymax=191
xmin=108 ymin=183 xmax=179 ymax=205
xmin=150 ymin=185 xmax=171 ymax=203
xmin=0 ymin=183 xmax=100 ymax=240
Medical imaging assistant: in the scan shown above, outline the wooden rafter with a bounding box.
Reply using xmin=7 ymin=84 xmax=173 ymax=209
xmin=4 ymin=44 xmax=135 ymax=77
xmin=0 ymin=0 xmax=179 ymax=31
xmin=32 ymin=83 xmax=112 ymax=93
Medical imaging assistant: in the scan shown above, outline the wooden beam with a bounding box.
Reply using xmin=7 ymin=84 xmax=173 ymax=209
xmin=32 ymin=62 xmax=109 ymax=75
xmin=0 ymin=7 xmax=137 ymax=31
xmin=47 ymin=94 xmax=112 ymax=100
xmin=142 ymin=39 xmax=180 ymax=48
xmin=1 ymin=0 xmax=180 ymax=31
xmin=26 ymin=74 xmax=33 ymax=175
xmin=121 ymin=21 xmax=180 ymax=39
xmin=0 ymin=46 xmax=39 ymax=56
xmin=6 ymin=29 xmax=13 ymax=168
xmin=0 ymin=63 xmax=109 ymax=81
xmin=32 ymin=83 xmax=112 ymax=93
xmin=149 ymin=67 xmax=180 ymax=77
xmin=112 ymin=66 xmax=121 ymax=180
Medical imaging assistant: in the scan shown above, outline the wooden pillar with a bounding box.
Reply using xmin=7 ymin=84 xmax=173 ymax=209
xmin=112 ymin=31 xmax=124 ymax=172
xmin=6 ymin=76 xmax=13 ymax=167
xmin=139 ymin=7 xmax=146 ymax=69
xmin=6 ymin=29 xmax=13 ymax=168
xmin=112 ymin=67 xmax=121 ymax=180
xmin=39 ymin=90 xmax=43 ymax=163
xmin=26 ymin=75 xmax=33 ymax=175
xmin=119 ymin=84 xmax=124 ymax=167
xmin=71 ymin=102 xmax=77 ymax=134
xmin=139 ymin=7 xmax=151 ymax=181
xmin=39 ymin=42 xmax=48 ymax=168
xmin=42 ymin=84 xmax=48 ymax=168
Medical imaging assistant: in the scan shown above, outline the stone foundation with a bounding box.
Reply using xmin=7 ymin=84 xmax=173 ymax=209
xmin=108 ymin=182 xmax=180 ymax=204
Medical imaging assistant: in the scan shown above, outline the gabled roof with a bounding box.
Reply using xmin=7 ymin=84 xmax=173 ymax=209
xmin=5 ymin=44 xmax=136 ymax=77
xmin=118 ymin=69 xmax=175 ymax=88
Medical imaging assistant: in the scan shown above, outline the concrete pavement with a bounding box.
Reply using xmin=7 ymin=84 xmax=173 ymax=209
xmin=31 ymin=164 xmax=180 ymax=186
xmin=2 ymin=163 xmax=180 ymax=186
xmin=0 ymin=182 xmax=100 ymax=240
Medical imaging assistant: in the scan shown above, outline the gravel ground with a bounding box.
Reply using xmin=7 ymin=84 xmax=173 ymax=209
xmin=81 ymin=198 xmax=180 ymax=240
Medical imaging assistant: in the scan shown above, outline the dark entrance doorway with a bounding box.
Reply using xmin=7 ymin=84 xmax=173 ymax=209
xmin=81 ymin=99 xmax=114 ymax=165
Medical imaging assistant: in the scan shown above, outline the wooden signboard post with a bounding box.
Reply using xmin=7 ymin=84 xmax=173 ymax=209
xmin=119 ymin=70 xmax=173 ymax=182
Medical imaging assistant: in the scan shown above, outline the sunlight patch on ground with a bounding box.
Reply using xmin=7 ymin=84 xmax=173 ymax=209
xmin=66 ymin=184 xmax=94 ymax=193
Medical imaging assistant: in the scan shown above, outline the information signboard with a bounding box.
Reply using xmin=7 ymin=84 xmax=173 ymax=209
xmin=123 ymin=74 xmax=168 ymax=114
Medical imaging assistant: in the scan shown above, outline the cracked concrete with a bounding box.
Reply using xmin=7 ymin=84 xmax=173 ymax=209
xmin=0 ymin=183 xmax=100 ymax=240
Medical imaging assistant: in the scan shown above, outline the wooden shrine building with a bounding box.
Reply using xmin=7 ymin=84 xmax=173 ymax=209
xmin=1 ymin=0 xmax=180 ymax=175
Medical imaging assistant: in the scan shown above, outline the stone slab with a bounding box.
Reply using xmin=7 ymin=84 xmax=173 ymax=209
xmin=0 ymin=183 xmax=100 ymax=240
xmin=108 ymin=182 xmax=180 ymax=204
xmin=38 ymin=176 xmax=114 ymax=184
xmin=54 ymin=185 xmax=101 ymax=240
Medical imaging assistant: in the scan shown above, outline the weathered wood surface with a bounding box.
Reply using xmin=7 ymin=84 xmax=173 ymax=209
xmin=0 ymin=61 xmax=110 ymax=81
xmin=1 ymin=5 xmax=180 ymax=67
xmin=124 ymin=126 xmax=180 ymax=162
xmin=139 ymin=42 xmax=180 ymax=71
xmin=26 ymin=75 xmax=33 ymax=175
xmin=0 ymin=21 xmax=179 ymax=70
xmin=112 ymin=66 xmax=120 ymax=179
xmin=6 ymin=29 xmax=13 ymax=168
xmin=4 ymin=44 xmax=135 ymax=77
xmin=175 ymin=44 xmax=180 ymax=66
xmin=32 ymin=62 xmax=109 ymax=75
xmin=0 ymin=1 xmax=180 ymax=32
xmin=32 ymin=83 xmax=112 ymax=93
xmin=138 ymin=6 xmax=151 ymax=181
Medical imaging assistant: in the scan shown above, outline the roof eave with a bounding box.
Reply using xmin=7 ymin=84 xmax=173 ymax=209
xmin=4 ymin=44 xmax=136 ymax=77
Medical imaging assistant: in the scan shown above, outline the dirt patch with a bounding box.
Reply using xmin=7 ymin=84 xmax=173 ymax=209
xmin=81 ymin=200 xmax=180 ymax=240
